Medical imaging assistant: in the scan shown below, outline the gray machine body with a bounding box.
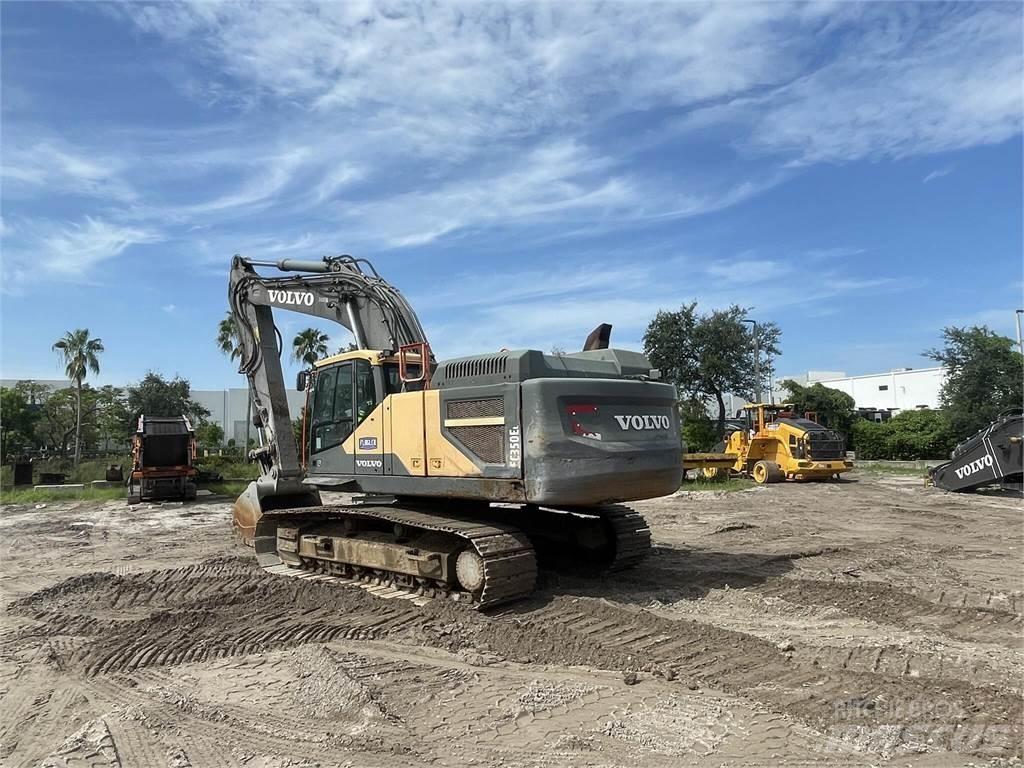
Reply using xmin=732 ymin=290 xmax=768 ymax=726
xmin=306 ymin=347 xmax=684 ymax=507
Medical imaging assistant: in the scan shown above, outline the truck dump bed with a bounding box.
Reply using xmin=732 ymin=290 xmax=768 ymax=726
xmin=129 ymin=415 xmax=198 ymax=502
xmin=138 ymin=418 xmax=192 ymax=467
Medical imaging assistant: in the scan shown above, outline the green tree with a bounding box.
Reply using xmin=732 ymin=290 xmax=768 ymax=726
xmin=52 ymin=328 xmax=104 ymax=465
xmin=0 ymin=387 xmax=40 ymax=460
xmin=35 ymin=387 xmax=83 ymax=457
xmin=779 ymin=380 xmax=856 ymax=437
xmin=14 ymin=380 xmax=49 ymax=406
xmin=643 ymin=303 xmax=781 ymax=436
xmin=293 ymin=328 xmax=329 ymax=366
xmin=217 ymin=312 xmax=242 ymax=362
xmin=925 ymin=326 xmax=1024 ymax=439
xmin=126 ymin=372 xmax=211 ymax=424
xmin=293 ymin=409 xmax=306 ymax=461
xmin=195 ymin=422 xmax=225 ymax=450
xmin=678 ymin=398 xmax=718 ymax=453
xmin=94 ymin=385 xmax=131 ymax=452
xmin=335 ymin=341 xmax=359 ymax=355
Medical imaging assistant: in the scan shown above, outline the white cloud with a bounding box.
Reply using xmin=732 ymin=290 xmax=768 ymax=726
xmin=3 ymin=2 xmax=1020 ymax=297
xmin=804 ymin=246 xmax=867 ymax=261
xmin=706 ymin=259 xmax=787 ymax=284
xmin=114 ymin=2 xmax=811 ymax=138
xmin=0 ymin=139 xmax=136 ymax=202
xmin=714 ymin=5 xmax=1023 ymax=164
xmin=162 ymin=304 xmax=176 ymax=313
xmin=2 ymin=217 xmax=161 ymax=291
xmin=922 ymin=168 xmax=953 ymax=184
xmin=418 ymin=256 xmax=907 ymax=359
xmin=39 ymin=217 xmax=160 ymax=274
xmin=112 ymin=2 xmax=1021 ymax=170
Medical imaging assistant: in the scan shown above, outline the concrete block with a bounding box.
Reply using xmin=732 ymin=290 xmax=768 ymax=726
xmin=33 ymin=484 xmax=85 ymax=493
xmin=90 ymin=480 xmax=117 ymax=489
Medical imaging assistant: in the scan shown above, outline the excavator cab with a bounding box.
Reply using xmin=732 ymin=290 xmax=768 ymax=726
xmin=301 ymin=348 xmax=436 ymax=481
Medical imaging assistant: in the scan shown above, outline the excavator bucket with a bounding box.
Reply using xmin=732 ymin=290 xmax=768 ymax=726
xmin=231 ymin=479 xmax=322 ymax=546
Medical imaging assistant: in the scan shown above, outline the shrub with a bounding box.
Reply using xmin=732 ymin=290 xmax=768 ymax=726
xmin=851 ymin=420 xmax=888 ymax=459
xmin=852 ymin=410 xmax=956 ymax=460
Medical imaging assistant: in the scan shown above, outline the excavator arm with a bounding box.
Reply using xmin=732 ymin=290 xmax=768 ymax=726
xmin=227 ymin=254 xmax=431 ymax=539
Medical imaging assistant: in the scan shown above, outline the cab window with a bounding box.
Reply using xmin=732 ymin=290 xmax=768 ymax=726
xmin=383 ymin=363 xmax=402 ymax=395
xmin=382 ymin=361 xmax=424 ymax=393
xmin=310 ymin=362 xmax=353 ymax=453
xmin=355 ymin=359 xmax=377 ymax=422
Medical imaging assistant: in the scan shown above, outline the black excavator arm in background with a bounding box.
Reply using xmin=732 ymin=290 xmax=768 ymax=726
xmin=929 ymin=409 xmax=1023 ymax=493
xmin=227 ymin=254 xmax=432 ymax=512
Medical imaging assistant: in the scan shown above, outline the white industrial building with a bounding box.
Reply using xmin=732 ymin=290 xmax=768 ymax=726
xmin=192 ymin=388 xmax=307 ymax=446
xmin=771 ymin=367 xmax=946 ymax=412
xmin=718 ymin=366 xmax=946 ymax=418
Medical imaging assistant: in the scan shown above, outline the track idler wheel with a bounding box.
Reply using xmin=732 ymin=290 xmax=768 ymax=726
xmin=455 ymin=549 xmax=486 ymax=593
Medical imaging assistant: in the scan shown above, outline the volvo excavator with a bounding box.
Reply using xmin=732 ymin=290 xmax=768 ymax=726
xmin=228 ymin=255 xmax=683 ymax=607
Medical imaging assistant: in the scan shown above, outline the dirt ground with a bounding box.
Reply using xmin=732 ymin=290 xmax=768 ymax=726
xmin=1 ymin=473 xmax=1021 ymax=768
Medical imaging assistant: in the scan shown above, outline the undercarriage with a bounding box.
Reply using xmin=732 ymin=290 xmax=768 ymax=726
xmin=250 ymin=501 xmax=652 ymax=608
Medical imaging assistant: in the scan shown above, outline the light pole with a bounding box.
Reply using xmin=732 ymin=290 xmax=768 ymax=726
xmin=1016 ymin=309 xmax=1023 ymax=358
xmin=742 ymin=318 xmax=760 ymax=403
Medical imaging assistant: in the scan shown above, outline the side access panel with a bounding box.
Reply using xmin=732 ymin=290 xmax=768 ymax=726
xmin=386 ymin=391 xmax=427 ymax=476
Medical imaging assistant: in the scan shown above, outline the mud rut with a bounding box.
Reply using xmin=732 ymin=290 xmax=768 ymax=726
xmin=1 ymin=477 xmax=1021 ymax=767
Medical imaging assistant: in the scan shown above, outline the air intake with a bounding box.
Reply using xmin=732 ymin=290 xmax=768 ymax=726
xmin=443 ymin=354 xmax=508 ymax=380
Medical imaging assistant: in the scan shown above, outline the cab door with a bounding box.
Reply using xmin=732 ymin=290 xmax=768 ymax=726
xmin=352 ymin=359 xmax=384 ymax=475
xmin=308 ymin=362 xmax=355 ymax=476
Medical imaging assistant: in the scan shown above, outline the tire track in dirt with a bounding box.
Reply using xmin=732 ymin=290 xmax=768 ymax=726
xmin=7 ymin=555 xmax=1021 ymax=760
xmin=479 ymin=596 xmax=1022 ymax=759
xmin=754 ymin=578 xmax=1023 ymax=646
xmin=6 ymin=560 xmax=430 ymax=677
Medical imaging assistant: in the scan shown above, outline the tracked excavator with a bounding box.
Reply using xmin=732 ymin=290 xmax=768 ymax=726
xmin=228 ymin=255 xmax=683 ymax=607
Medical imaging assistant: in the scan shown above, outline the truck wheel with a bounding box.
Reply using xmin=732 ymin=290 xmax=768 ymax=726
xmin=184 ymin=483 xmax=198 ymax=501
xmin=753 ymin=460 xmax=784 ymax=484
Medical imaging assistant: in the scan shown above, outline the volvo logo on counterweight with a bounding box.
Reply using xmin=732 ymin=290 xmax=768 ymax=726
xmin=613 ymin=415 xmax=671 ymax=430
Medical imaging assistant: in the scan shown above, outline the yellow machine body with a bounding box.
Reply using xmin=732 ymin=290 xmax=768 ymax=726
xmin=722 ymin=403 xmax=854 ymax=484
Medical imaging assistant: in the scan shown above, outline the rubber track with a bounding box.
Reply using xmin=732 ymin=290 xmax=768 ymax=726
xmin=261 ymin=504 xmax=538 ymax=608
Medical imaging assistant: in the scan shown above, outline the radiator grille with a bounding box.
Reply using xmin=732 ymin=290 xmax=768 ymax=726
xmin=448 ymin=425 xmax=504 ymax=464
xmin=443 ymin=355 xmax=508 ymax=380
xmin=447 ymin=398 xmax=505 ymax=419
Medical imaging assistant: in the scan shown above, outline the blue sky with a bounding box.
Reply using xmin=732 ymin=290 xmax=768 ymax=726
xmin=1 ymin=1 xmax=1021 ymax=390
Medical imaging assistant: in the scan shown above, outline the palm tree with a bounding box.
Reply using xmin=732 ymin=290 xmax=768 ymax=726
xmin=52 ymin=328 xmax=104 ymax=465
xmin=216 ymin=312 xmax=242 ymax=362
xmin=292 ymin=328 xmax=329 ymax=366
